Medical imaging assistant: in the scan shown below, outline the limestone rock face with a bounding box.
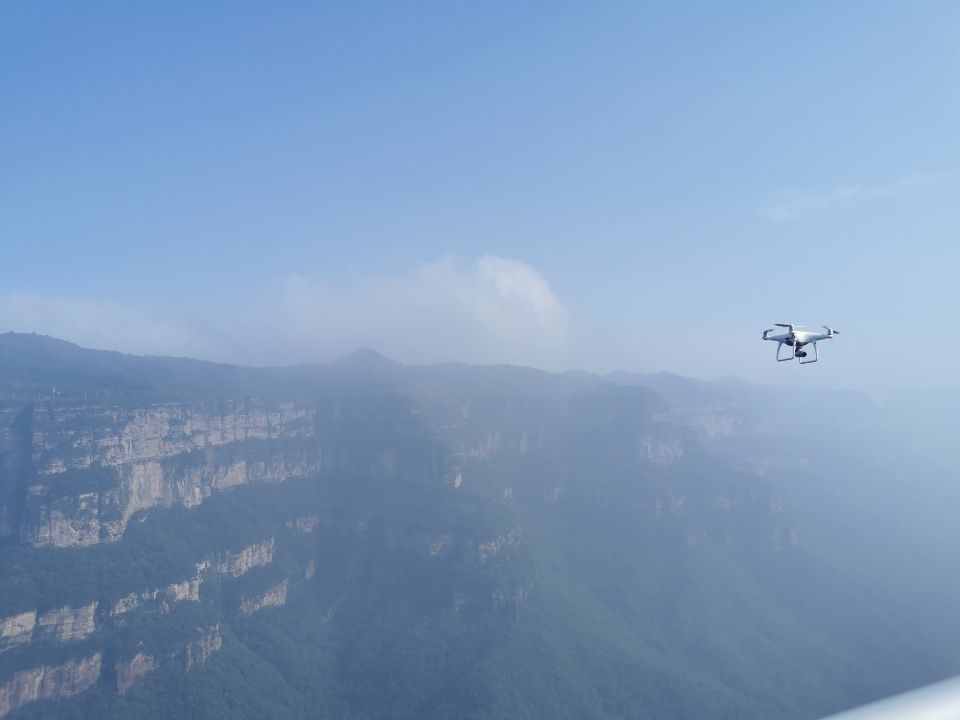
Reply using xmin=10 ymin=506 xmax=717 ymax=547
xmin=0 ymin=652 xmax=102 ymax=718
xmin=240 ymin=580 xmax=288 ymax=615
xmin=33 ymin=403 xmax=314 ymax=475
xmin=38 ymin=602 xmax=98 ymax=643
xmin=108 ymin=537 xmax=277 ymax=623
xmin=686 ymin=413 xmax=738 ymax=439
xmin=164 ymin=578 xmax=202 ymax=604
xmin=184 ymin=625 xmax=223 ymax=671
xmin=217 ymin=538 xmax=275 ymax=577
xmin=109 ymin=592 xmax=146 ymax=618
xmin=115 ymin=652 xmax=156 ymax=695
xmin=0 ymin=611 xmax=36 ymax=653
xmin=638 ymin=435 xmax=685 ymax=464
xmin=478 ymin=527 xmax=521 ymax=563
xmin=26 ymin=489 xmax=102 ymax=548
xmin=288 ymin=515 xmax=320 ymax=534
xmin=13 ymin=400 xmax=320 ymax=548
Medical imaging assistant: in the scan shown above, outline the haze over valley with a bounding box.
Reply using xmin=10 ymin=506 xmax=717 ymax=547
xmin=2 ymin=3 xmax=958 ymax=717
xmin=0 ymin=334 xmax=958 ymax=718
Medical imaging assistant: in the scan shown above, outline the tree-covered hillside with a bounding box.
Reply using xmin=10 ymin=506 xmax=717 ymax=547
xmin=0 ymin=333 xmax=958 ymax=719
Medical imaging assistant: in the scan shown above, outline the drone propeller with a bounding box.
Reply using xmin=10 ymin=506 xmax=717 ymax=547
xmin=822 ymin=325 xmax=840 ymax=335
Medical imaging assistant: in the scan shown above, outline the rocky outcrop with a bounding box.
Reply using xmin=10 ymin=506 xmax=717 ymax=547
xmin=686 ymin=413 xmax=738 ymax=439
xmin=32 ymin=403 xmax=314 ymax=475
xmin=110 ymin=537 xmax=277 ymax=619
xmin=287 ymin=515 xmax=320 ymax=534
xmin=15 ymin=401 xmax=319 ymax=548
xmin=0 ymin=611 xmax=36 ymax=653
xmin=38 ymin=602 xmax=97 ymax=643
xmin=163 ymin=578 xmax=202 ymax=607
xmin=116 ymin=624 xmax=223 ymax=695
xmin=108 ymin=584 xmax=190 ymax=618
xmin=478 ymin=527 xmax=521 ymax=563
xmin=217 ymin=538 xmax=275 ymax=577
xmin=114 ymin=625 xmax=223 ymax=696
xmin=26 ymin=488 xmax=102 ymax=548
xmin=638 ymin=435 xmax=685 ymax=463
xmin=109 ymin=592 xmax=147 ymax=618
xmin=110 ymin=584 xmax=190 ymax=619
xmin=115 ymin=652 xmax=156 ymax=695
xmin=184 ymin=625 xmax=222 ymax=671
xmin=0 ymin=652 xmax=102 ymax=718
xmin=24 ymin=449 xmax=320 ymax=549
xmin=240 ymin=580 xmax=288 ymax=615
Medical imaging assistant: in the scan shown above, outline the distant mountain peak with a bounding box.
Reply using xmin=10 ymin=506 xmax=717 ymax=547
xmin=329 ymin=348 xmax=402 ymax=371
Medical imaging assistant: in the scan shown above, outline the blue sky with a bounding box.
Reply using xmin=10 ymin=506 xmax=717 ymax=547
xmin=1 ymin=2 xmax=958 ymax=394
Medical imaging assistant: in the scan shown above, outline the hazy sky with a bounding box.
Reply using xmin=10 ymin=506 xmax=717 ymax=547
xmin=2 ymin=2 xmax=958 ymax=395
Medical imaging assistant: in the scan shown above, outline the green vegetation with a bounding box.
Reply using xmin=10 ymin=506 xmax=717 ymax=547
xmin=2 ymin=335 xmax=959 ymax=719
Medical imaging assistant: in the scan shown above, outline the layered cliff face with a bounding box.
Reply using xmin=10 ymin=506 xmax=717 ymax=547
xmin=0 ymin=369 xmax=326 ymax=716
xmin=0 ymin=653 xmax=102 ymax=719
xmin=0 ymin=604 xmax=97 ymax=657
xmin=0 ymin=615 xmax=33 ymax=654
xmin=0 ymin=335 xmax=956 ymax=720
xmin=0 ymin=341 xmax=528 ymax=718
xmin=3 ymin=400 xmax=318 ymax=548
xmin=0 ymin=529 xmax=282 ymax=716
xmin=239 ymin=580 xmax=288 ymax=615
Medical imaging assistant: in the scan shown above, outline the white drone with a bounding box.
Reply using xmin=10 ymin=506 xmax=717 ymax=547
xmin=762 ymin=324 xmax=839 ymax=364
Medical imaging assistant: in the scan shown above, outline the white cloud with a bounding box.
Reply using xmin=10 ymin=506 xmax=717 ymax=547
xmin=765 ymin=185 xmax=861 ymax=223
xmin=273 ymin=255 xmax=572 ymax=367
xmin=764 ymin=170 xmax=958 ymax=222
xmin=0 ymin=256 xmax=577 ymax=369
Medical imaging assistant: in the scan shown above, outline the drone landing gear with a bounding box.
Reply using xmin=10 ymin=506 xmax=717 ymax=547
xmin=797 ymin=343 xmax=819 ymax=364
xmin=776 ymin=342 xmax=819 ymax=364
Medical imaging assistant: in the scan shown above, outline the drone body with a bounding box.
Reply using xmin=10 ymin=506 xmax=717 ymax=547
xmin=762 ymin=324 xmax=839 ymax=364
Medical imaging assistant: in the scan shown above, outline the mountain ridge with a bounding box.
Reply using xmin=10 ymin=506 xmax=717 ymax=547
xmin=0 ymin=331 xmax=880 ymax=406
xmin=0 ymin=332 xmax=957 ymax=719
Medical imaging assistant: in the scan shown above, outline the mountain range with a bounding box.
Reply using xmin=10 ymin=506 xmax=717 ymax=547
xmin=0 ymin=332 xmax=957 ymax=719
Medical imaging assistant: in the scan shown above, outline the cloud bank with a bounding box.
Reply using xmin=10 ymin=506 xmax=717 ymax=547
xmin=0 ymin=256 xmax=579 ymax=370
xmin=271 ymin=255 xmax=573 ymax=368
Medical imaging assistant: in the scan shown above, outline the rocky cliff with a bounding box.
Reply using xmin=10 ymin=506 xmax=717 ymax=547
xmin=0 ymin=335 xmax=949 ymax=720
xmin=1 ymin=400 xmax=318 ymax=548
xmin=239 ymin=580 xmax=289 ymax=615
xmin=0 ymin=654 xmax=102 ymax=719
